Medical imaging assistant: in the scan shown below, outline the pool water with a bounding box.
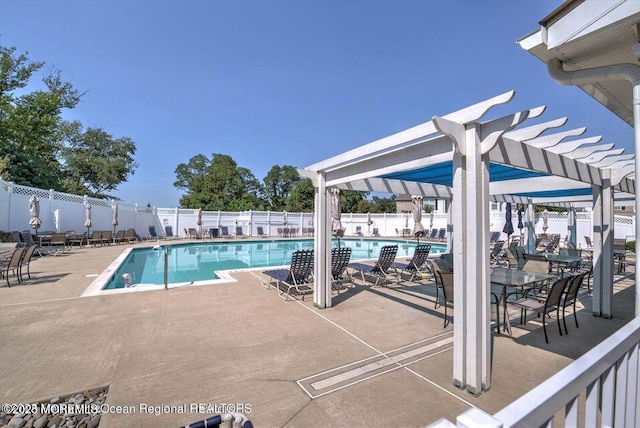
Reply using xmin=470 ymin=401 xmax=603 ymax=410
xmin=104 ymin=238 xmax=446 ymax=289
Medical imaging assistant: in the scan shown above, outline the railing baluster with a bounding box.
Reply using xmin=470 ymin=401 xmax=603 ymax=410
xmin=585 ymin=379 xmax=599 ymax=427
xmin=564 ymin=396 xmax=578 ymax=427
xmin=600 ymin=366 xmax=615 ymax=427
xmin=625 ymin=343 xmax=640 ymax=428
xmin=615 ymin=353 xmax=628 ymax=426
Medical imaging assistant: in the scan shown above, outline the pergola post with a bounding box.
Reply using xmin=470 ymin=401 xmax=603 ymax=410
xmin=592 ymin=173 xmax=614 ymax=318
xmin=445 ymin=199 xmax=453 ymax=253
xmin=434 ymin=117 xmax=491 ymax=395
xmin=313 ymin=172 xmax=332 ymax=309
xmin=567 ymin=206 xmax=577 ymax=247
xmin=526 ymin=201 xmax=536 ymax=254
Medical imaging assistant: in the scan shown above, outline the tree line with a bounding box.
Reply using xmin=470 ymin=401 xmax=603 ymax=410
xmin=1 ymin=45 xmax=397 ymax=212
xmin=173 ymin=153 xmax=398 ymax=213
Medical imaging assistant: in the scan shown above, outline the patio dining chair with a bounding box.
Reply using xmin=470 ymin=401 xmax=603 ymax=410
xmin=348 ymin=245 xmax=398 ymax=286
xmin=435 ymin=271 xmax=454 ymax=327
xmin=260 ymin=249 xmax=314 ymax=301
xmin=560 ymin=271 xmax=588 ymax=334
xmin=392 ymin=244 xmax=431 ymax=282
xmin=508 ymin=275 xmax=572 ymax=343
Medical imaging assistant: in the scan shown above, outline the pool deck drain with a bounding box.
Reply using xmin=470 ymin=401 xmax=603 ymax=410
xmin=298 ymin=332 xmax=453 ymax=399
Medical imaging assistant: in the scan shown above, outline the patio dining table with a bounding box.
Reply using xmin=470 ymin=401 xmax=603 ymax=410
xmin=490 ymin=267 xmax=556 ymax=335
xmin=545 ymin=253 xmax=583 ymax=277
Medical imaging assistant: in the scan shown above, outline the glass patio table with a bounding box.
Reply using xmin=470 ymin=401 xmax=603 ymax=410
xmin=490 ymin=267 xmax=556 ymax=335
xmin=545 ymin=253 xmax=583 ymax=277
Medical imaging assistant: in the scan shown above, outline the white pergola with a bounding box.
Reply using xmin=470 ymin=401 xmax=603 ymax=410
xmin=301 ymin=90 xmax=635 ymax=396
xmin=519 ymin=0 xmax=640 ymax=321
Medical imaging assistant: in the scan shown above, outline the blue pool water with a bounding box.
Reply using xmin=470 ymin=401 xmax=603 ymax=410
xmin=104 ymin=238 xmax=446 ymax=289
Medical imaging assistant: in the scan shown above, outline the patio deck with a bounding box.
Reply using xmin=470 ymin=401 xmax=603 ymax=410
xmin=0 ymin=241 xmax=636 ymax=427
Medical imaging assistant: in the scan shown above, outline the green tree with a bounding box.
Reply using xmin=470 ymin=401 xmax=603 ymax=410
xmin=340 ymin=190 xmax=369 ymax=213
xmin=174 ymin=153 xmax=264 ymax=210
xmin=286 ymin=178 xmax=314 ymax=212
xmin=0 ymin=46 xmax=137 ymax=197
xmin=370 ymin=195 xmax=397 ymax=213
xmin=61 ymin=123 xmax=138 ymax=198
xmin=263 ymin=165 xmax=301 ymax=211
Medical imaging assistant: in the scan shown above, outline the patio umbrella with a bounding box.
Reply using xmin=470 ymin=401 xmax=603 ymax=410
xmin=429 ymin=211 xmax=434 ymax=231
xmin=517 ymin=207 xmax=524 ymax=244
xmin=502 ymin=203 xmax=514 ymax=244
xmin=84 ymin=203 xmax=92 ymax=234
xmin=542 ymin=209 xmax=549 ymax=232
xmin=412 ymin=195 xmax=425 ymax=243
xmin=283 ymin=211 xmax=288 ymax=225
xmin=28 ymin=195 xmax=42 ymax=235
xmin=111 ymin=200 xmax=119 ymax=240
xmin=331 ymin=188 xmax=344 ymax=246
xmin=197 ymin=208 xmax=202 ymax=237
xmin=367 ymin=212 xmax=373 ymax=235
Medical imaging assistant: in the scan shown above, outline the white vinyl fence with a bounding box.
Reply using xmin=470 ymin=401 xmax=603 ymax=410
xmin=0 ymin=179 xmax=635 ymax=245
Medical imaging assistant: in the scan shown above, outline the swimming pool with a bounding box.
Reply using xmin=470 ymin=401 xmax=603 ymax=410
xmin=100 ymin=238 xmax=446 ymax=290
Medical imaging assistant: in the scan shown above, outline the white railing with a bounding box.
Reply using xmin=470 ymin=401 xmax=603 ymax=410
xmin=445 ymin=316 xmax=640 ymax=427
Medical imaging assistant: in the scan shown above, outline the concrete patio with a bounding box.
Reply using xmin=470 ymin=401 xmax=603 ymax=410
xmin=0 ymin=241 xmax=636 ymax=427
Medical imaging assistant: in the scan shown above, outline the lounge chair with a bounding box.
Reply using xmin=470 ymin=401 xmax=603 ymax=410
xmin=437 ymin=228 xmax=447 ymax=241
xmin=18 ymin=245 xmax=38 ymax=280
xmin=428 ymin=229 xmax=438 ymax=240
xmin=348 ymin=245 xmax=398 ymax=286
xmin=164 ymin=226 xmax=175 ymax=239
xmin=509 ymin=275 xmax=572 ymax=343
xmin=489 ymin=231 xmax=501 ymax=244
xmin=372 ymin=227 xmax=380 ymax=237
xmin=260 ymin=249 xmax=314 ymax=300
xmin=235 ymin=226 xmax=247 ymax=238
xmin=113 ymin=230 xmax=126 ymax=244
xmin=220 ymin=226 xmax=230 ymax=238
xmin=392 ymin=244 xmax=431 ymax=282
xmin=101 ymin=230 xmax=113 ymax=245
xmin=490 ymin=241 xmax=505 ymax=267
xmin=354 ymin=226 xmax=363 ymax=236
xmin=123 ymin=228 xmax=138 ymax=243
xmin=11 ymin=231 xmax=26 ymax=247
xmin=88 ymin=231 xmax=104 ymax=247
xmin=148 ymin=226 xmax=162 ymax=240
xmin=256 ymin=226 xmax=268 ymax=238
xmin=209 ymin=228 xmax=219 ymax=239
xmin=331 ymin=247 xmax=352 ymax=292
xmin=187 ymin=228 xmax=200 ymax=239
xmin=1 ymin=246 xmax=28 ymax=287
xmin=20 ymin=231 xmax=44 ymax=256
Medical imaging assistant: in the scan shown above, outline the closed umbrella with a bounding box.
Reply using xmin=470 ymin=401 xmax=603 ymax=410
xmin=367 ymin=212 xmax=373 ymax=235
xmin=283 ymin=211 xmax=288 ymax=225
xmin=331 ymin=188 xmax=344 ymax=247
xmin=197 ymin=208 xmax=202 ymax=238
xmin=84 ymin=203 xmax=92 ymax=234
xmin=111 ymin=200 xmax=119 ymax=241
xmin=412 ymin=195 xmax=424 ymax=243
xmin=503 ymin=203 xmax=514 ymax=244
xmin=429 ymin=211 xmax=434 ymax=231
xmin=542 ymin=209 xmax=549 ymax=232
xmin=29 ymin=195 xmax=41 ymax=236
xmin=517 ymin=207 xmax=524 ymax=244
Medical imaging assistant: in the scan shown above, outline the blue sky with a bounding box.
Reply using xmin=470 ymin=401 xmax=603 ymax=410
xmin=0 ymin=0 xmax=633 ymax=208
